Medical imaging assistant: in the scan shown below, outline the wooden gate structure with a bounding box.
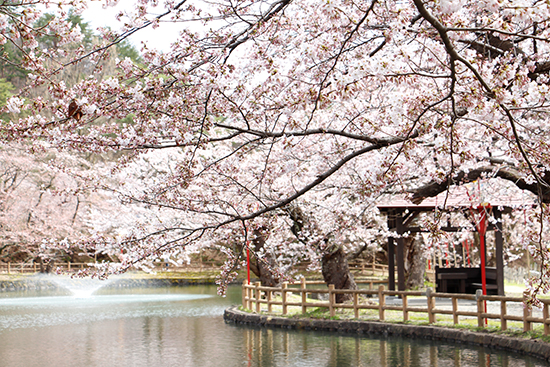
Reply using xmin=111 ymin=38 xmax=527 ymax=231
xmin=377 ymin=186 xmax=532 ymax=296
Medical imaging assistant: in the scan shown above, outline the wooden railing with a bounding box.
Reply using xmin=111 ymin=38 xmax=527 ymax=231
xmin=1 ymin=260 xmax=391 ymax=275
xmin=0 ymin=262 xmax=94 ymax=274
xmin=0 ymin=261 xmax=221 ymax=274
xmin=242 ymin=280 xmax=548 ymax=334
xmin=294 ymin=261 xmax=389 ymax=275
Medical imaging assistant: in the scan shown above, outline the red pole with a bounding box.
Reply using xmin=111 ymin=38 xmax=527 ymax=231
xmin=480 ymin=232 xmax=487 ymax=296
xmin=464 ymin=239 xmax=471 ymax=267
xmin=477 ymin=204 xmax=491 ymax=325
xmin=477 ymin=205 xmax=489 ymax=296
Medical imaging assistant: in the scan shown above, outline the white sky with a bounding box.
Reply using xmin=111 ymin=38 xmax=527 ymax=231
xmin=81 ymin=0 xmax=180 ymax=52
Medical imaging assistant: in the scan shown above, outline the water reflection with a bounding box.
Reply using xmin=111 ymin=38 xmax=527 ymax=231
xmin=0 ymin=284 xmax=547 ymax=367
xmin=238 ymin=324 xmax=546 ymax=367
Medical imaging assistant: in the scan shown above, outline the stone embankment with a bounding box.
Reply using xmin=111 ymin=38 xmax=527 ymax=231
xmin=224 ymin=306 xmax=550 ymax=363
xmin=0 ymin=279 xmax=59 ymax=292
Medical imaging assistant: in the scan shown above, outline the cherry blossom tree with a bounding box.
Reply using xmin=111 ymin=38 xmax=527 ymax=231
xmin=0 ymin=143 xmax=120 ymax=268
xmin=3 ymin=0 xmax=550 ymax=299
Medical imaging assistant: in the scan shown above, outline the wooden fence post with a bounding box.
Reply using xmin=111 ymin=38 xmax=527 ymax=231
xmin=255 ymin=281 xmax=261 ymax=313
xmin=427 ymin=288 xmax=436 ymax=324
xmin=378 ymin=285 xmax=385 ymax=321
xmin=329 ymin=284 xmax=335 ymax=317
xmin=544 ymin=302 xmax=550 ymax=336
xmin=282 ymin=282 xmax=288 ymax=315
xmin=523 ymin=307 xmax=532 ymax=332
xmin=7 ymin=262 xmax=10 ymax=274
xmin=354 ymin=292 xmax=359 ymax=319
xmin=267 ymin=288 xmax=273 ymax=313
xmin=523 ymin=293 xmax=532 ymax=332
xmin=476 ymin=289 xmax=485 ymax=328
xmin=242 ymin=280 xmax=248 ymax=310
xmin=501 ymin=300 xmax=507 ymax=331
xmin=452 ymin=296 xmax=458 ymax=324
xmin=301 ymin=278 xmax=307 ymax=315
xmin=403 ymin=294 xmax=409 ymax=322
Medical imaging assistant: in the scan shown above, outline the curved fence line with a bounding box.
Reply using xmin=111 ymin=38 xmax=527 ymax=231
xmin=242 ymin=279 xmax=548 ymax=335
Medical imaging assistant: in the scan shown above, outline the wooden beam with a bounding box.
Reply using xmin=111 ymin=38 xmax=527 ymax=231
xmin=396 ymin=212 xmax=406 ymax=292
xmin=388 ymin=237 xmax=395 ymax=291
xmin=494 ymin=209 xmax=505 ymax=296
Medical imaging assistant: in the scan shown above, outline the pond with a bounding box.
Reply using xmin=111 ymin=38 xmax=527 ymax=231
xmin=0 ymin=279 xmax=546 ymax=367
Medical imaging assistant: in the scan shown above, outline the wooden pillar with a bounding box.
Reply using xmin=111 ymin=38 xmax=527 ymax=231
xmin=388 ymin=237 xmax=395 ymax=291
xmin=378 ymin=285 xmax=385 ymax=321
xmin=494 ymin=209 xmax=505 ymax=296
xmin=282 ymin=282 xmax=288 ymax=315
xmin=328 ymin=284 xmax=335 ymax=317
xmin=301 ymin=278 xmax=307 ymax=315
xmin=396 ymin=211 xmax=405 ymax=292
xmin=255 ymin=281 xmax=261 ymax=313
xmin=427 ymin=287 xmax=436 ymax=324
xmin=396 ymin=238 xmax=405 ymax=291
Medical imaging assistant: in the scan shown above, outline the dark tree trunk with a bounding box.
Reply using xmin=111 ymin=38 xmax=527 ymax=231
xmin=38 ymin=257 xmax=51 ymax=274
xmin=245 ymin=227 xmax=281 ymax=287
xmin=321 ymin=245 xmax=357 ymax=303
xmin=404 ymin=237 xmax=425 ymax=289
xmin=287 ymin=205 xmax=357 ymax=301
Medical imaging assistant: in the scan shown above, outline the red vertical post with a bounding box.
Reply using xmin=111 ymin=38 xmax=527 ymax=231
xmin=476 ymin=204 xmax=491 ymax=325
xmin=477 ymin=204 xmax=490 ymax=296
xmin=464 ymin=239 xmax=471 ymax=267
xmin=480 ymin=233 xmax=487 ymax=296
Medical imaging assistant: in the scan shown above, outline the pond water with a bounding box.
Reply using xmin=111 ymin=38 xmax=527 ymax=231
xmin=0 ymin=280 xmax=546 ymax=367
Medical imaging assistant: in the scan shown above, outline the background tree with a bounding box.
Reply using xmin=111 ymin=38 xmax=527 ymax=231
xmin=2 ymin=0 xmax=550 ymax=300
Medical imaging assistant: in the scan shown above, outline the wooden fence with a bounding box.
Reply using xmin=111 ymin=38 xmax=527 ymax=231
xmin=0 ymin=262 xmax=94 ymax=274
xmin=0 ymin=261 xmax=221 ymax=274
xmin=302 ymin=261 xmax=390 ymax=274
xmin=242 ymin=279 xmax=549 ymax=335
xmin=0 ymin=260 xmax=391 ymax=275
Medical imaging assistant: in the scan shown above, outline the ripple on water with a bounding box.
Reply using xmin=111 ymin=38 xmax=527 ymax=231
xmin=0 ymin=293 xmax=212 ymax=307
xmin=0 ymin=293 xmax=215 ymax=331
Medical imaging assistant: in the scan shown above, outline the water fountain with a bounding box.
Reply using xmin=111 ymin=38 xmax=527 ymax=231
xmin=1 ymin=274 xmax=216 ymax=306
xmin=40 ymin=274 xmax=115 ymax=298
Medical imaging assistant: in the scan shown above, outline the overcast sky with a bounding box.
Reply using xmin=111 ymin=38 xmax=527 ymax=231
xmin=82 ymin=0 xmax=178 ymax=52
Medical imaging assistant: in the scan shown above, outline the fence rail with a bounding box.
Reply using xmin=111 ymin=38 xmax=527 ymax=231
xmin=0 ymin=261 xmax=221 ymax=274
xmin=293 ymin=261 xmax=390 ymax=274
xmin=242 ymin=280 xmax=547 ymax=334
xmin=0 ymin=262 xmax=93 ymax=273
xmin=0 ymin=260 xmax=392 ymax=275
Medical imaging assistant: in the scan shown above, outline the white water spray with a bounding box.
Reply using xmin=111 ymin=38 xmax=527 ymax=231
xmin=39 ymin=274 xmax=116 ymax=298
